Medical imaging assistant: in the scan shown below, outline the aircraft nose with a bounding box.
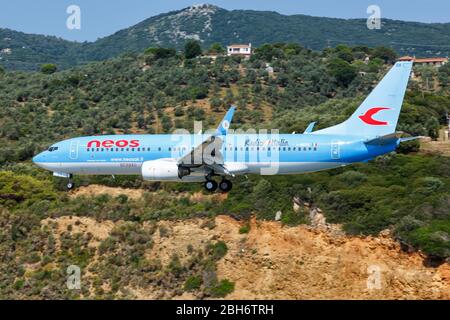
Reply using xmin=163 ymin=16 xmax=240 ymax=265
xmin=32 ymin=152 xmax=45 ymax=165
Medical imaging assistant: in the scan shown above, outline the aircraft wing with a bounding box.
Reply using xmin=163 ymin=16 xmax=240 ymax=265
xmin=177 ymin=106 xmax=236 ymax=175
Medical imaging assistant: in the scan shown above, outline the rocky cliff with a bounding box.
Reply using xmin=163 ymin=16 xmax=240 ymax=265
xmin=43 ymin=209 xmax=450 ymax=299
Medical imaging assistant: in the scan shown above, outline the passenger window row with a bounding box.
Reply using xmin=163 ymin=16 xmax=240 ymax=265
xmin=85 ymin=145 xmax=318 ymax=152
xmin=86 ymin=147 xmax=156 ymax=152
xmin=223 ymin=146 xmax=318 ymax=152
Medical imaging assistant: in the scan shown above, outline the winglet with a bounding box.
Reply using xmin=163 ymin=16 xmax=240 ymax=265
xmin=304 ymin=122 xmax=316 ymax=134
xmin=216 ymin=105 xmax=236 ymax=136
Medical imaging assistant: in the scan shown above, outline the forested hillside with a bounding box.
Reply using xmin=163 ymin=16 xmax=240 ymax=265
xmin=2 ymin=4 xmax=450 ymax=70
xmin=0 ymin=42 xmax=449 ymax=298
xmin=0 ymin=28 xmax=84 ymax=71
xmin=1 ymin=43 xmax=449 ymax=159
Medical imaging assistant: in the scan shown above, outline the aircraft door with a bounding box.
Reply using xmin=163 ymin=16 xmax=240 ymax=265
xmin=331 ymin=141 xmax=340 ymax=159
xmin=69 ymin=140 xmax=79 ymax=160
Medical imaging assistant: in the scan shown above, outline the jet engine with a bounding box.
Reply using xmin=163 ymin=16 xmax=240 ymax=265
xmin=141 ymin=159 xmax=200 ymax=182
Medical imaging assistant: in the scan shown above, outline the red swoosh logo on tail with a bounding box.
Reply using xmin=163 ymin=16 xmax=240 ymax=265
xmin=359 ymin=107 xmax=391 ymax=125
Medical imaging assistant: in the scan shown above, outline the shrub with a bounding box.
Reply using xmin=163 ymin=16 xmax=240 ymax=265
xmin=397 ymin=139 xmax=420 ymax=154
xmin=338 ymin=171 xmax=367 ymax=187
xmin=281 ymin=210 xmax=308 ymax=226
xmin=404 ymin=220 xmax=450 ymax=258
xmin=184 ymin=275 xmax=202 ymax=291
xmin=0 ymin=171 xmax=58 ymax=207
xmin=209 ymin=279 xmax=235 ymax=297
xmin=239 ymin=224 xmax=250 ymax=234
xmin=210 ymin=241 xmax=228 ymax=260
xmin=414 ymin=177 xmax=444 ymax=195
xmin=13 ymin=279 xmax=25 ymax=290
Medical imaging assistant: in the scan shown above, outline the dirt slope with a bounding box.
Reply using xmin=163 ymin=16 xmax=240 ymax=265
xmin=70 ymin=185 xmax=145 ymax=200
xmin=44 ymin=214 xmax=449 ymax=299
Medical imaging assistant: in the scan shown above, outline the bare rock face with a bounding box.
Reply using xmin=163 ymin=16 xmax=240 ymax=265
xmin=292 ymin=197 xmax=344 ymax=236
xmin=213 ymin=216 xmax=450 ymax=300
xmin=309 ymin=208 xmax=326 ymax=228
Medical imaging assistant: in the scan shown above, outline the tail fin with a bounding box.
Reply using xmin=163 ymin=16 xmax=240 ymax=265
xmin=315 ymin=61 xmax=413 ymax=138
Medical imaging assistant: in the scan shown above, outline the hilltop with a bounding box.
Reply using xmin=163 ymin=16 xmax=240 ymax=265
xmin=2 ymin=4 xmax=450 ymax=70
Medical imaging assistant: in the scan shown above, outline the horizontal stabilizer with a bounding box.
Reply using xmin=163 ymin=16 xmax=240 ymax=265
xmin=303 ymin=122 xmax=316 ymax=134
xmin=399 ymin=136 xmax=423 ymax=143
xmin=364 ymin=132 xmax=402 ymax=146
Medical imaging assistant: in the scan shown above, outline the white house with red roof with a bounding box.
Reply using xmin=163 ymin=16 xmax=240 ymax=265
xmin=226 ymin=43 xmax=252 ymax=57
xmin=398 ymin=56 xmax=448 ymax=67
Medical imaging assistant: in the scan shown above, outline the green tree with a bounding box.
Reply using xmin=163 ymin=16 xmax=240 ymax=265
xmin=144 ymin=47 xmax=176 ymax=60
xmin=437 ymin=63 xmax=450 ymax=88
xmin=210 ymin=96 xmax=222 ymax=112
xmin=367 ymin=57 xmax=384 ymax=73
xmin=40 ymin=63 xmax=57 ymax=74
xmin=327 ymin=58 xmax=357 ymax=86
xmin=253 ymin=44 xmax=280 ymax=62
xmin=335 ymin=45 xmax=354 ymax=63
xmin=372 ymin=46 xmax=397 ymax=64
xmin=184 ymin=40 xmax=202 ymax=59
xmin=208 ymin=43 xmax=225 ymax=55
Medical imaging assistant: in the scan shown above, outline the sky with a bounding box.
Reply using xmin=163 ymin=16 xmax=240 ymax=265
xmin=1 ymin=0 xmax=449 ymax=42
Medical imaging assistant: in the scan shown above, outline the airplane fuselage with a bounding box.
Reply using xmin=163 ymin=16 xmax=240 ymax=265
xmin=33 ymin=133 xmax=396 ymax=179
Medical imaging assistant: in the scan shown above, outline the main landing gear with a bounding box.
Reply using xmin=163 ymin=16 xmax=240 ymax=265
xmin=204 ymin=180 xmax=218 ymax=192
xmin=66 ymin=174 xmax=75 ymax=190
xmin=203 ymin=178 xmax=232 ymax=193
xmin=218 ymin=179 xmax=232 ymax=192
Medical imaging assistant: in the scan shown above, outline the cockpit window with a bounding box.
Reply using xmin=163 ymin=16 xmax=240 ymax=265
xmin=48 ymin=147 xmax=59 ymax=152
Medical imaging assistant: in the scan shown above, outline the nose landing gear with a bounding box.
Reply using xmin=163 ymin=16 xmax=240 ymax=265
xmin=66 ymin=174 xmax=75 ymax=190
xmin=66 ymin=181 xmax=75 ymax=190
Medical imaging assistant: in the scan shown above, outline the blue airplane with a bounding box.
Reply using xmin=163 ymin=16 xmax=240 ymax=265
xmin=33 ymin=61 xmax=417 ymax=192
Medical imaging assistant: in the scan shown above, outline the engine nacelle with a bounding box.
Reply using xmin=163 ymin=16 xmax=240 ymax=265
xmin=141 ymin=159 xmax=180 ymax=181
xmin=141 ymin=159 xmax=199 ymax=182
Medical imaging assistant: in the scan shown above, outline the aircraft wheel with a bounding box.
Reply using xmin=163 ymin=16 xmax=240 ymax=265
xmin=204 ymin=180 xmax=218 ymax=192
xmin=218 ymin=179 xmax=232 ymax=193
xmin=67 ymin=181 xmax=75 ymax=190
